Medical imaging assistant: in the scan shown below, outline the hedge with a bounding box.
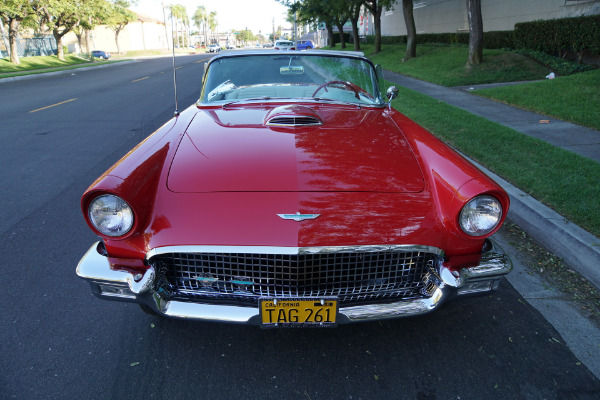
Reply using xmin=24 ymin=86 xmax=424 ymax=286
xmin=516 ymin=49 xmax=596 ymax=76
xmin=371 ymin=14 xmax=600 ymax=59
xmin=515 ymin=14 xmax=600 ymax=60
xmin=366 ymin=31 xmax=513 ymax=48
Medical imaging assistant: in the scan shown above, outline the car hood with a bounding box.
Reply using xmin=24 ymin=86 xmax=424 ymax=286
xmin=167 ymin=105 xmax=424 ymax=193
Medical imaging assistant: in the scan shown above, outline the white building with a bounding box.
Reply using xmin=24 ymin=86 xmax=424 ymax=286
xmin=379 ymin=0 xmax=600 ymax=35
xmin=64 ymin=13 xmax=171 ymax=53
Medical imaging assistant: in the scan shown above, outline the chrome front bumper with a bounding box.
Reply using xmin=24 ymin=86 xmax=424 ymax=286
xmin=76 ymin=240 xmax=512 ymax=324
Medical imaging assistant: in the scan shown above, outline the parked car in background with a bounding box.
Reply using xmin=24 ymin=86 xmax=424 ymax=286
xmin=77 ymin=50 xmax=512 ymax=327
xmin=208 ymin=44 xmax=221 ymax=53
xmin=91 ymin=50 xmax=110 ymax=60
xmin=274 ymin=40 xmax=294 ymax=50
xmin=295 ymin=40 xmax=314 ymax=50
xmin=263 ymin=43 xmax=274 ymax=48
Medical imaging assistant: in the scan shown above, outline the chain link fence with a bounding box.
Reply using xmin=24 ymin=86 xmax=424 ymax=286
xmin=0 ymin=36 xmax=57 ymax=58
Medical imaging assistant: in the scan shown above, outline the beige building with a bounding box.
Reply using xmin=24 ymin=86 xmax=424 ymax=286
xmin=380 ymin=0 xmax=600 ymax=35
xmin=64 ymin=13 xmax=171 ymax=53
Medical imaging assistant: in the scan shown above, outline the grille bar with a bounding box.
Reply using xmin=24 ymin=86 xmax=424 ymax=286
xmin=151 ymin=250 xmax=440 ymax=306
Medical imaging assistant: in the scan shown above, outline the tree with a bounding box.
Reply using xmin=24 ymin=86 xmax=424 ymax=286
xmin=168 ymin=4 xmax=179 ymax=46
xmin=208 ymin=11 xmax=217 ymax=43
xmin=0 ymin=0 xmax=35 ymax=64
xmin=348 ymin=0 xmax=362 ymax=51
xmin=361 ymin=0 xmax=395 ymax=54
xmin=331 ymin=1 xmax=349 ymax=49
xmin=105 ymin=0 xmax=135 ymax=54
xmin=236 ymin=28 xmax=254 ymax=46
xmin=192 ymin=5 xmax=207 ymax=47
xmin=281 ymin=0 xmax=340 ymax=48
xmin=402 ymin=0 xmax=416 ymax=61
xmin=466 ymin=0 xmax=483 ymax=66
xmin=36 ymin=0 xmax=105 ymax=61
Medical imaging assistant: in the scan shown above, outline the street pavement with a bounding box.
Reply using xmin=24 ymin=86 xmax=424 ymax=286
xmin=1 ymin=56 xmax=599 ymax=398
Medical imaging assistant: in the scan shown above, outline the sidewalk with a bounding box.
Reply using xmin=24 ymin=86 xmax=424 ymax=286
xmin=384 ymin=70 xmax=600 ymax=163
xmin=383 ymin=69 xmax=600 ymax=290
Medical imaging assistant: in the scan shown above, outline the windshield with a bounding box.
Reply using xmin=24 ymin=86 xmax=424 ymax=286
xmin=200 ymin=54 xmax=384 ymax=106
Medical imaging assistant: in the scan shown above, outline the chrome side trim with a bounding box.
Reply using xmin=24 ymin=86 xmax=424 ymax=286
xmin=145 ymin=244 xmax=445 ymax=260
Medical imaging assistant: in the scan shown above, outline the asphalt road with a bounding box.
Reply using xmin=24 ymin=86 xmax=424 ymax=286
xmin=1 ymin=54 xmax=599 ymax=400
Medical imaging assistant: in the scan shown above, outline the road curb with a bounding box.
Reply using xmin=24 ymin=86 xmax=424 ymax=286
xmin=467 ymin=157 xmax=600 ymax=290
xmin=0 ymin=59 xmax=138 ymax=84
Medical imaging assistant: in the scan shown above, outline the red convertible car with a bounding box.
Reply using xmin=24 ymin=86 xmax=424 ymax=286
xmin=77 ymin=51 xmax=511 ymax=327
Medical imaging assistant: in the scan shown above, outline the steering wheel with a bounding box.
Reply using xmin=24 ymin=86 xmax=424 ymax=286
xmin=312 ymin=80 xmax=371 ymax=100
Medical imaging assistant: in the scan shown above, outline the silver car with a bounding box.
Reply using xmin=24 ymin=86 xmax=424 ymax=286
xmin=274 ymin=40 xmax=294 ymax=50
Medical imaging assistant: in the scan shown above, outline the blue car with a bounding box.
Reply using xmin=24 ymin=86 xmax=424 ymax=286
xmin=92 ymin=50 xmax=111 ymax=60
xmin=295 ymin=40 xmax=314 ymax=50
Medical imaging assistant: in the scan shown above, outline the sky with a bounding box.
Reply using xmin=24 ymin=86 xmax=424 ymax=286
xmin=132 ymin=0 xmax=292 ymax=36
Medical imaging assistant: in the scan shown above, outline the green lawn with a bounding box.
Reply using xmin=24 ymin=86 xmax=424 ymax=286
xmin=332 ymin=42 xmax=599 ymax=129
xmin=473 ymin=69 xmax=600 ymax=130
xmin=389 ymin=82 xmax=600 ymax=237
xmin=330 ymin=43 xmax=549 ymax=86
xmin=0 ymin=54 xmax=92 ymax=73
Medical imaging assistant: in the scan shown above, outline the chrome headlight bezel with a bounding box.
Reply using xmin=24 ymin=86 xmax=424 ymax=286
xmin=459 ymin=195 xmax=503 ymax=237
xmin=88 ymin=194 xmax=134 ymax=237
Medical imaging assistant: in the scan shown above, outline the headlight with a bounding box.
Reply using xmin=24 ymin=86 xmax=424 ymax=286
xmin=459 ymin=195 xmax=502 ymax=236
xmin=88 ymin=194 xmax=134 ymax=237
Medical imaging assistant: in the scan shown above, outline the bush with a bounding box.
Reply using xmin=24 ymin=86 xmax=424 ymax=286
xmin=483 ymin=30 xmax=515 ymax=49
xmin=374 ymin=31 xmax=513 ymax=49
xmin=515 ymin=15 xmax=600 ymax=61
xmin=365 ymin=35 xmax=405 ymax=45
xmin=516 ymin=49 xmax=596 ymax=76
xmin=332 ymin=32 xmax=352 ymax=46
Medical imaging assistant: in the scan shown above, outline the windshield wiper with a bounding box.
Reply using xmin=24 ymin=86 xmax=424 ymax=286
xmin=222 ymin=97 xmax=290 ymax=108
xmin=304 ymin=97 xmax=362 ymax=107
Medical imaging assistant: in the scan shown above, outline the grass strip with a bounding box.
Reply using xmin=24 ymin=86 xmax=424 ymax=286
xmin=0 ymin=54 xmax=95 ymax=73
xmin=329 ymin=43 xmax=549 ymax=86
xmin=389 ymin=82 xmax=600 ymax=237
xmin=0 ymin=60 xmax=127 ymax=79
xmin=473 ymin=69 xmax=600 ymax=130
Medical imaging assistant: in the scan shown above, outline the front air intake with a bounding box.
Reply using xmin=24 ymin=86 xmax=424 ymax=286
xmin=266 ymin=116 xmax=323 ymax=126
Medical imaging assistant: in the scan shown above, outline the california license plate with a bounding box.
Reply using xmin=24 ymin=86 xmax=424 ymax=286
xmin=260 ymin=298 xmax=338 ymax=327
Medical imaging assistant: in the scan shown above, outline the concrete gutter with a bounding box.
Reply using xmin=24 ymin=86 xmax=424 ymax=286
xmin=467 ymin=156 xmax=600 ymax=290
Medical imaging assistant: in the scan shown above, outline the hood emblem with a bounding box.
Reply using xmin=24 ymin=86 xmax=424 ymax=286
xmin=277 ymin=212 xmax=320 ymax=222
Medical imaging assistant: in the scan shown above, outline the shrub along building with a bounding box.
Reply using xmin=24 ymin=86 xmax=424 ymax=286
xmin=373 ymin=0 xmax=600 ymax=65
xmin=379 ymin=0 xmax=600 ymax=35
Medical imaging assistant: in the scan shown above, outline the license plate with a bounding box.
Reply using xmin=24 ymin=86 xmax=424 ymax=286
xmin=260 ymin=298 xmax=338 ymax=327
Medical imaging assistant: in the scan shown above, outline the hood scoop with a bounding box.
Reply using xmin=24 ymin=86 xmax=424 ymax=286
xmin=265 ymin=105 xmax=323 ymax=127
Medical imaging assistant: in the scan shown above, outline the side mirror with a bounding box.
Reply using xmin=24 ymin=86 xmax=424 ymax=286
xmin=386 ymin=86 xmax=399 ymax=101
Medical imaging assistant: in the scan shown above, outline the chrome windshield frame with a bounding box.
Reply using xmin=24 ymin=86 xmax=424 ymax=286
xmin=198 ymin=50 xmax=386 ymax=107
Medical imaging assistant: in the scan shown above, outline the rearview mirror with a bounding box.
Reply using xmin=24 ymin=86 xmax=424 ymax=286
xmin=280 ymin=66 xmax=304 ymax=75
xmin=386 ymin=86 xmax=399 ymax=101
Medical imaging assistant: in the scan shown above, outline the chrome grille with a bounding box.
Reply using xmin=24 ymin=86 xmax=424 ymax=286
xmin=151 ymin=249 xmax=439 ymax=306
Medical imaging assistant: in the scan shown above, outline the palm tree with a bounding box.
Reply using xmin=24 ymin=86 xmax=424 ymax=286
xmin=192 ymin=5 xmax=207 ymax=47
xmin=208 ymin=11 xmax=217 ymax=44
xmin=169 ymin=4 xmax=187 ymax=47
